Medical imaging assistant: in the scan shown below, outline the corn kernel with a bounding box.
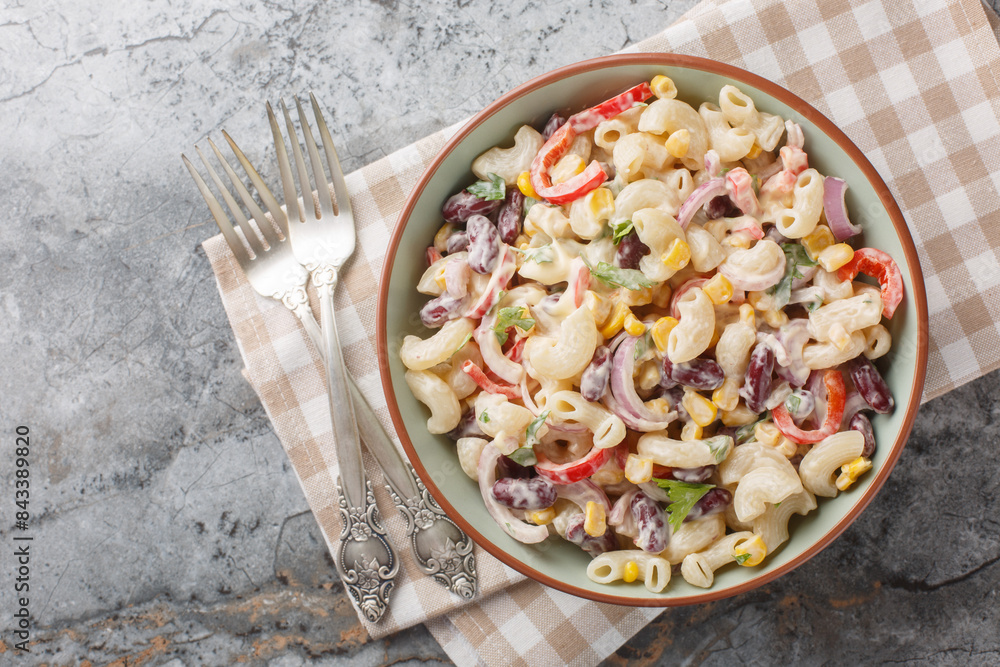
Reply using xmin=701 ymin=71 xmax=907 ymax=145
xmin=584 ymin=501 xmax=607 ymax=537
xmin=817 ymin=243 xmax=855 ymax=272
xmin=746 ymin=142 xmax=763 ymax=159
xmin=434 ymin=267 xmax=447 ymax=290
xmin=587 ymin=187 xmax=615 ymax=220
xmin=515 ymin=235 xmax=530 ymax=248
xmin=703 ymin=273 xmax=734 ymax=305
xmin=651 ymin=316 xmax=680 ymax=353
xmin=517 ymin=171 xmax=538 ymax=199
xmin=530 ymin=507 xmax=556 ymax=525
xmin=747 ymin=290 xmax=774 ymax=312
xmin=722 ymin=232 xmax=753 ymax=250
xmin=828 ymin=322 xmax=853 ymax=352
xmin=776 ymin=436 xmax=798 ymax=458
xmin=600 ymin=301 xmax=630 ymax=338
xmin=802 ymin=224 xmax=835 ymax=260
xmin=620 ymin=286 xmax=654 ymax=307
xmin=763 ymin=309 xmax=789 ymax=328
xmin=754 ymin=421 xmax=780 ymax=447
xmin=551 ymin=154 xmax=586 ymax=184
xmin=661 ymin=238 xmax=691 ymax=271
xmin=681 ymin=421 xmax=704 ymax=441
xmin=682 ymin=389 xmax=718 ymax=427
xmin=721 ymin=403 xmax=757 ymax=427
xmin=584 ymin=290 xmax=612 ymax=325
xmin=650 ymin=74 xmax=677 ymax=99
xmin=666 ymin=129 xmax=691 ymax=158
xmin=434 ymin=222 xmax=455 ymax=252
xmin=836 ymin=456 xmax=872 ymax=491
xmin=712 ymin=377 xmax=741 ymax=412
xmin=645 ymin=398 xmax=671 ymax=416
xmin=623 ymin=560 xmax=640 ymax=583
xmin=738 ymin=303 xmax=756 ymax=330
xmin=734 ymin=534 xmax=767 ymax=567
xmin=625 ymin=454 xmax=654 ymax=485
xmin=591 ymin=458 xmax=625 ymax=486
xmin=624 ymin=312 xmax=646 ymax=336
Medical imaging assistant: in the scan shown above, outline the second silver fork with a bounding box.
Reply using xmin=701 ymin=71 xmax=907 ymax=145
xmin=269 ymin=95 xmax=478 ymax=603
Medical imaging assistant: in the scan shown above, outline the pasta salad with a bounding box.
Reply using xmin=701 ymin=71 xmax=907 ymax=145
xmin=399 ymin=75 xmax=902 ymax=592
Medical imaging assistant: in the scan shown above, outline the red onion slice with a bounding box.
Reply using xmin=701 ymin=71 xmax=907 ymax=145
xmin=772 ymin=319 xmax=811 ymax=387
xmin=841 ymin=389 xmax=871 ymax=427
xmin=718 ymin=242 xmax=786 ymax=292
xmin=823 ymin=177 xmax=861 ymax=241
xmin=611 ymin=337 xmax=674 ymax=425
xmin=602 ymin=390 xmax=675 ymax=431
xmin=556 ymin=478 xmax=612 ymax=514
xmin=677 ymin=178 xmax=727 ymax=229
xmin=478 ymin=444 xmax=549 ymax=544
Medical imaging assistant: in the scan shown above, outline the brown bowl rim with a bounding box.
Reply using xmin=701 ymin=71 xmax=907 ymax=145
xmin=376 ymin=52 xmax=929 ymax=606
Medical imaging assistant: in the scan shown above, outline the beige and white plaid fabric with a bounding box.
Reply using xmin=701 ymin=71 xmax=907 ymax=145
xmin=203 ymin=0 xmax=1000 ymax=663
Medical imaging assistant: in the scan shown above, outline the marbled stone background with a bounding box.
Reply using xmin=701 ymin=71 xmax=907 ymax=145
xmin=1 ymin=0 xmax=999 ymax=664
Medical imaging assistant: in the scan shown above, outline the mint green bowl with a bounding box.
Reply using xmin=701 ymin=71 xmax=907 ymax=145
xmin=377 ymin=54 xmax=928 ymax=606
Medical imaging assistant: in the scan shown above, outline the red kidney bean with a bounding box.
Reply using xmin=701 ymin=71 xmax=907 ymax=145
xmin=615 ymin=231 xmax=650 ymax=270
xmin=446 ymin=409 xmax=485 ymax=441
xmin=564 ymin=513 xmax=618 ymax=556
xmin=446 ymin=230 xmax=469 ymax=254
xmin=466 ymin=214 xmax=501 ymax=274
xmin=850 ymin=412 xmax=876 ymax=458
xmin=765 ymin=226 xmax=790 ymax=244
xmin=580 ymin=346 xmax=613 ymax=402
xmin=684 ymin=487 xmax=732 ymax=522
xmin=847 ymin=356 xmax=894 ymax=414
xmin=740 ymin=343 xmax=774 ymax=413
xmin=630 ymin=491 xmax=669 ymax=552
xmin=664 ymin=358 xmax=724 ymax=390
xmin=496 ymin=454 xmax=535 ymax=480
xmin=496 ymin=189 xmax=524 ymax=245
xmin=442 ymin=190 xmax=502 ymax=223
xmin=670 ymin=465 xmax=715 ymax=483
xmin=491 ymin=477 xmax=556 ymax=510
xmin=542 ymin=113 xmax=566 ymax=140
xmin=419 ymin=294 xmax=464 ymax=328
xmin=706 ymin=194 xmax=740 ymax=219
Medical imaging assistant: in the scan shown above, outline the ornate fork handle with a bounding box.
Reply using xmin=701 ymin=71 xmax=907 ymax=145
xmin=385 ymin=463 xmax=477 ymax=599
xmin=335 ymin=479 xmax=398 ymax=622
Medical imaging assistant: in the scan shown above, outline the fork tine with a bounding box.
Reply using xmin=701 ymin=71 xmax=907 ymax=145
xmin=198 ymin=142 xmax=266 ymax=258
xmin=182 ymin=152 xmax=252 ymax=267
xmin=280 ymin=99 xmax=318 ymax=221
xmin=267 ymin=101 xmax=303 ymax=225
xmin=207 ymin=136 xmax=281 ymax=250
xmin=222 ymin=129 xmax=290 ymax=240
xmin=294 ymin=96 xmax=336 ymax=217
xmin=309 ymin=92 xmax=352 ymax=219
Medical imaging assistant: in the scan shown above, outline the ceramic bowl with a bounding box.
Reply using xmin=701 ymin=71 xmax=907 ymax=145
xmin=377 ymin=53 xmax=928 ymax=605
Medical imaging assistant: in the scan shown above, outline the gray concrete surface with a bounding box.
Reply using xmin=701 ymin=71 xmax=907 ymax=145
xmin=1 ymin=0 xmax=999 ymax=664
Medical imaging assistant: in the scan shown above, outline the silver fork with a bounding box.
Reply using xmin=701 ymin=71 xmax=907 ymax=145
xmin=181 ymin=134 xmax=399 ymax=622
xmin=270 ymin=95 xmax=477 ymax=601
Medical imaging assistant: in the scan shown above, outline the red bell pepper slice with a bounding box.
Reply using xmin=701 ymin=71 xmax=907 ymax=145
xmin=505 ymin=336 xmax=526 ymax=363
xmin=773 ymin=369 xmax=846 ymax=444
xmin=461 ymin=360 xmax=521 ymax=400
xmin=837 ymin=247 xmax=904 ymax=319
xmin=535 ymin=445 xmax=613 ymax=484
xmin=613 ymin=442 xmax=629 ymax=471
xmin=529 ymin=83 xmax=652 ymax=206
xmin=568 ymin=82 xmax=653 ymax=133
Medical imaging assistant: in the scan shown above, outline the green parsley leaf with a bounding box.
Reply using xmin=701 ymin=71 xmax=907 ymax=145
xmin=582 ymin=257 xmax=656 ymax=291
xmin=523 ymin=196 xmax=540 ymax=216
xmin=493 ymin=306 xmax=535 ymax=345
xmin=706 ymin=435 xmax=732 ymax=463
xmin=734 ymin=552 xmax=752 ymax=565
xmin=751 ymin=174 xmax=761 ymax=196
xmin=480 ymin=410 xmax=490 ymax=424
xmin=766 ymin=243 xmax=818 ymax=310
xmin=466 ymin=172 xmax=506 ymax=201
xmin=524 ymin=410 xmax=550 ymax=448
xmin=449 ymin=332 xmax=473 ymax=359
xmin=806 ymin=297 xmax=822 ymax=312
xmin=611 ymin=219 xmax=634 ymax=245
xmin=652 ymin=478 xmax=715 ymax=533
xmin=774 ymin=502 xmax=782 ymax=508
xmin=785 ymin=393 xmax=801 ymax=416
xmin=509 ymin=447 xmax=538 ymax=467
xmin=511 ymin=244 xmax=554 ymax=264
xmin=633 ymin=331 xmax=654 ymax=361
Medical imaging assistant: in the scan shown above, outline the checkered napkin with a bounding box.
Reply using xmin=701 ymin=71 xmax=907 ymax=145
xmin=203 ymin=0 xmax=1000 ymax=663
